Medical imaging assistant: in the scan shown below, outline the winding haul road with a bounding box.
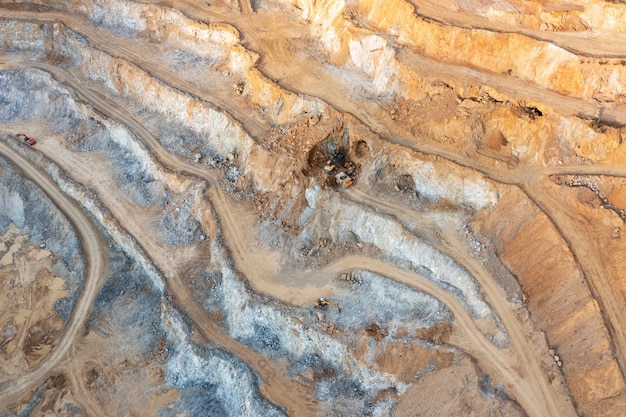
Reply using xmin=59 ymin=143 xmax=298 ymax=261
xmin=409 ymin=0 xmax=626 ymax=58
xmin=0 ymin=140 xmax=107 ymax=410
xmin=0 ymin=59 xmax=320 ymax=416
xmin=2 ymin=2 xmax=626 ymax=416
xmin=0 ymin=53 xmax=576 ymax=416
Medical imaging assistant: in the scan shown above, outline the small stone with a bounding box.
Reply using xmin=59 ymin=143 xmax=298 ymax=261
xmin=612 ymin=227 xmax=621 ymax=239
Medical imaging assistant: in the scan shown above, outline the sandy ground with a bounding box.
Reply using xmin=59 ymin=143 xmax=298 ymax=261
xmin=0 ymin=224 xmax=67 ymax=375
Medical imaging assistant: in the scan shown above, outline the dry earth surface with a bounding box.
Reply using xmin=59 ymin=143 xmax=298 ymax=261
xmin=0 ymin=0 xmax=626 ymax=416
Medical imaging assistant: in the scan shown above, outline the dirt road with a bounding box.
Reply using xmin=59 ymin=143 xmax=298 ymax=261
xmin=0 ymin=58 xmax=321 ymax=416
xmin=177 ymin=1 xmax=626 ymax=385
xmin=409 ymin=0 xmax=626 ymax=58
xmin=1 ymin=54 xmax=579 ymax=417
xmin=524 ymin=182 xmax=626 ymax=376
xmin=311 ymin=253 xmax=575 ymax=417
xmin=344 ymin=188 xmax=577 ymax=417
xmin=0 ymin=8 xmax=270 ymax=143
xmin=0 ymin=4 xmax=623 ymax=415
xmin=0 ymin=140 xmax=107 ymax=410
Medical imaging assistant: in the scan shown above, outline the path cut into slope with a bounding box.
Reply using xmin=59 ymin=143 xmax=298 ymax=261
xmin=1 ymin=53 xmax=578 ymax=417
xmin=0 ymin=140 xmax=107 ymax=411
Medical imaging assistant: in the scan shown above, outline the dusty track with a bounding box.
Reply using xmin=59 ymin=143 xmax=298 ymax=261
xmin=0 ymin=8 xmax=270 ymax=142
xmin=312 ymin=254 xmax=574 ymax=417
xmin=139 ymin=0 xmax=626 ymax=126
xmin=409 ymin=0 xmax=626 ymax=58
xmin=1 ymin=3 xmax=625 ymax=416
xmin=0 ymin=140 xmax=107 ymax=410
xmin=343 ymin=188 xmax=576 ymax=417
xmin=182 ymin=1 xmax=626 ymax=386
xmin=0 ymin=58 xmax=319 ymax=416
xmin=0 ymin=55 xmax=579 ymax=417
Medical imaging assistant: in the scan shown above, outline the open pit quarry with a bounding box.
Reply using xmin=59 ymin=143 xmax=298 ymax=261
xmin=2 ymin=0 xmax=626 ymax=416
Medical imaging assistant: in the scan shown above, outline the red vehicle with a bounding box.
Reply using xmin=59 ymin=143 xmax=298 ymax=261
xmin=17 ymin=133 xmax=37 ymax=146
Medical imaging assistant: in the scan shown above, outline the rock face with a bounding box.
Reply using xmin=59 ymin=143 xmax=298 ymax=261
xmin=0 ymin=0 xmax=625 ymax=416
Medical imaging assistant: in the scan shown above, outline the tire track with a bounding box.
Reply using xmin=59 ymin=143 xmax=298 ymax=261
xmin=0 ymin=140 xmax=107 ymax=410
xmin=309 ymin=254 xmax=574 ymax=417
xmin=343 ymin=188 xmax=576 ymax=417
xmin=409 ymin=0 xmax=626 ymax=58
xmin=0 ymin=58 xmax=319 ymax=417
xmin=0 ymin=8 xmax=270 ymax=143
xmin=2 ymin=57 xmax=578 ymax=417
xmin=2 ymin=5 xmax=625 ymax=414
